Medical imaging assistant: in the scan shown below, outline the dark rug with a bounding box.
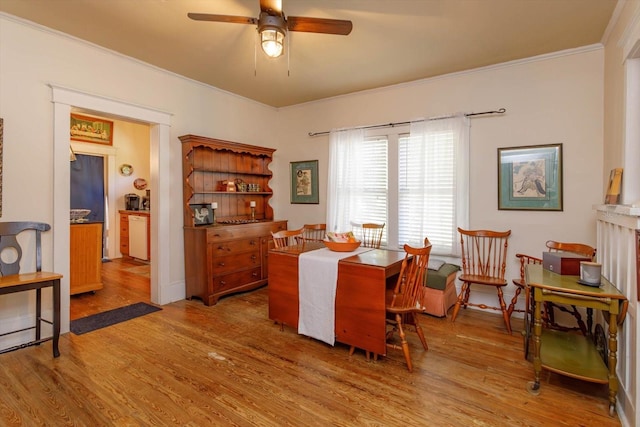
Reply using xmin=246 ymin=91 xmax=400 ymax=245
xmin=70 ymin=302 xmax=162 ymax=335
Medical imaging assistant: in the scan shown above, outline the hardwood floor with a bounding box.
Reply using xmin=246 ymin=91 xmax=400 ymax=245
xmin=70 ymin=257 xmax=151 ymax=320
xmin=1 ymin=261 xmax=621 ymax=426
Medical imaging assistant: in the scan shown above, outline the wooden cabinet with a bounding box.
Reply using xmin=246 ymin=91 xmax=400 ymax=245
xmin=179 ymin=134 xmax=276 ymax=226
xmin=70 ymin=222 xmax=103 ymax=295
xmin=119 ymin=211 xmax=150 ymax=260
xmin=184 ymin=219 xmax=287 ymax=305
xmin=119 ymin=212 xmax=129 ymax=256
xmin=180 ymin=134 xmax=285 ymax=305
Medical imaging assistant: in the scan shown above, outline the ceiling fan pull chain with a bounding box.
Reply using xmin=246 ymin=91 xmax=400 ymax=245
xmin=287 ymin=28 xmax=290 ymax=77
xmin=254 ymin=30 xmax=258 ymax=76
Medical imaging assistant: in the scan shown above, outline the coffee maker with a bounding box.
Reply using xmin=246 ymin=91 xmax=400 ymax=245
xmin=125 ymin=193 xmax=140 ymax=211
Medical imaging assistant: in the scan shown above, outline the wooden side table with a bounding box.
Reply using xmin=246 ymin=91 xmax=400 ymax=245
xmin=525 ymin=264 xmax=627 ymax=416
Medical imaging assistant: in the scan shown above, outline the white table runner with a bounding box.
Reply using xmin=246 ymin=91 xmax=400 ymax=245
xmin=298 ymin=246 xmax=372 ymax=345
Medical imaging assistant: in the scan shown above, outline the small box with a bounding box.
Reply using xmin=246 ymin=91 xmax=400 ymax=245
xmin=542 ymin=252 xmax=591 ymax=275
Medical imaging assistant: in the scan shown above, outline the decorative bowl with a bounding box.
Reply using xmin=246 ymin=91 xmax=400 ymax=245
xmin=70 ymin=209 xmax=91 ymax=222
xmin=323 ymin=239 xmax=362 ymax=252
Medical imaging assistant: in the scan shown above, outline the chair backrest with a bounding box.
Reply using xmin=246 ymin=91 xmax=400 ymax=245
xmin=458 ymin=228 xmax=511 ymax=282
xmin=545 ymin=240 xmax=596 ymax=260
xmin=0 ymin=221 xmax=51 ymax=276
xmin=388 ymin=237 xmax=432 ymax=310
xmin=271 ymin=228 xmax=304 ymax=248
xmin=350 ymin=221 xmax=385 ymax=249
xmin=514 ymin=254 xmax=543 ymax=286
xmin=302 ymin=224 xmax=326 ymax=242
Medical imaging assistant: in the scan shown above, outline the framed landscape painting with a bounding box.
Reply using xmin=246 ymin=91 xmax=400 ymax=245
xmin=498 ymin=144 xmax=563 ymax=211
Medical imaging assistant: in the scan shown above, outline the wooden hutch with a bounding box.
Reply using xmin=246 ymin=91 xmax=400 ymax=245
xmin=180 ymin=134 xmax=287 ymax=306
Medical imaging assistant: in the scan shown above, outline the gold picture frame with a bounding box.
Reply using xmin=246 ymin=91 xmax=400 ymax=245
xmin=70 ymin=113 xmax=113 ymax=145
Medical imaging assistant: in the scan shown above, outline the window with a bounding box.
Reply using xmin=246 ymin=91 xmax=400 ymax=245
xmin=328 ymin=115 xmax=469 ymax=256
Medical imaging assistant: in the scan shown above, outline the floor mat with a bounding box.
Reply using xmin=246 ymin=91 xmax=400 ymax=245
xmin=70 ymin=302 xmax=161 ymax=335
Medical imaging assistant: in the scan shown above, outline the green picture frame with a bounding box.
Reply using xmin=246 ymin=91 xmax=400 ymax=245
xmin=498 ymin=143 xmax=563 ymax=211
xmin=290 ymin=160 xmax=319 ymax=204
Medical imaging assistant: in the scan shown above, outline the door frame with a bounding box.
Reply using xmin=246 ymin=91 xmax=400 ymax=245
xmin=51 ymin=85 xmax=173 ymax=333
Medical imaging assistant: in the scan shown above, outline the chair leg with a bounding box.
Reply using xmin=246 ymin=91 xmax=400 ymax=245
xmin=496 ymin=287 xmax=512 ymax=334
xmin=507 ymin=285 xmax=522 ymax=317
xmin=395 ymin=314 xmax=413 ymax=372
xmin=412 ymin=313 xmax=428 ymax=350
xmin=451 ymin=282 xmax=468 ymax=322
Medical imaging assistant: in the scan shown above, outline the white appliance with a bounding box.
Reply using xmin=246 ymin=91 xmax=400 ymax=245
xmin=128 ymin=215 xmax=148 ymax=261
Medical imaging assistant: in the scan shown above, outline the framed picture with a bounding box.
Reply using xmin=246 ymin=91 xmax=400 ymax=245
xmin=605 ymin=168 xmax=623 ymax=204
xmin=190 ymin=203 xmax=214 ymax=226
xmin=498 ymin=144 xmax=563 ymax=211
xmin=290 ymin=160 xmax=319 ymax=204
xmin=70 ymin=113 xmax=113 ymax=145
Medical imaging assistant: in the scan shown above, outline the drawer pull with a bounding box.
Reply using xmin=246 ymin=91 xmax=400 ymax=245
xmin=250 ymin=240 xmax=257 ymax=245
xmin=220 ymin=281 xmax=226 ymax=285
xmin=218 ymin=262 xmax=225 ymax=266
xmin=251 ymin=255 xmax=257 ymax=260
xmin=252 ymin=272 xmax=258 ymax=277
xmin=217 ymin=246 xmax=231 ymax=251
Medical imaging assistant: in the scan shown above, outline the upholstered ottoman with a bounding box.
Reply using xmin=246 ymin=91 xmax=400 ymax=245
xmin=420 ymin=261 xmax=460 ymax=317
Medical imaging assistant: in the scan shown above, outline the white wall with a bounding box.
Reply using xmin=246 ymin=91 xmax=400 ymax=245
xmin=274 ymin=47 xmax=606 ymax=309
xmin=0 ymin=13 xmax=278 ymax=344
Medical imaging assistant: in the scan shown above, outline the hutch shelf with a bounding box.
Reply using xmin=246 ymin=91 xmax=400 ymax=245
xmin=180 ymin=134 xmax=287 ymax=306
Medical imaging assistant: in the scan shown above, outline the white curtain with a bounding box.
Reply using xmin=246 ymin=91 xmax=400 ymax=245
xmin=402 ymin=113 xmax=469 ymax=255
xmin=326 ymin=128 xmax=366 ymax=232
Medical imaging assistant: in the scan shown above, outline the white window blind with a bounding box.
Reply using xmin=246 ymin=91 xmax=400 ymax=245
xmin=398 ymin=131 xmax=456 ymax=254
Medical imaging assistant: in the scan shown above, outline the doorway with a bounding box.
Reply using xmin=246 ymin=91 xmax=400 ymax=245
xmin=51 ymin=85 xmax=174 ymax=334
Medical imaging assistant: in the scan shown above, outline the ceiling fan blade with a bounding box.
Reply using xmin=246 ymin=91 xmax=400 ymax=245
xmin=187 ymin=13 xmax=257 ymax=25
xmin=287 ymin=16 xmax=352 ymax=35
xmin=260 ymin=0 xmax=283 ymax=16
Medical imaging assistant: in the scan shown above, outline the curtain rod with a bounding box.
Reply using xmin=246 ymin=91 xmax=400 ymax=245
xmin=307 ymin=108 xmax=506 ymax=137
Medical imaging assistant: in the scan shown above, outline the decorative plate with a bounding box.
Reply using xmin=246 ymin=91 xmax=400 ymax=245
xmin=134 ymin=178 xmax=148 ymax=190
xmin=120 ymin=164 xmax=133 ymax=176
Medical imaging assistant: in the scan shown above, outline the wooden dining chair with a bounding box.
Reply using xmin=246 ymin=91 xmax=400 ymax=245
xmin=508 ymin=253 xmax=542 ymax=358
xmin=0 ymin=221 xmax=62 ymax=357
xmin=508 ymin=240 xmax=595 ymax=358
xmin=451 ymin=228 xmax=513 ymax=333
xmin=543 ymin=241 xmax=595 ymax=334
xmin=271 ymin=228 xmax=304 ymax=248
xmin=302 ymin=224 xmax=326 ymax=242
xmin=350 ymin=221 xmax=385 ymax=249
xmin=384 ymin=238 xmax=432 ymax=372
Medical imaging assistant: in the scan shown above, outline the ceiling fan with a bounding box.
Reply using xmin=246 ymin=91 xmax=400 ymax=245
xmin=188 ymin=0 xmax=353 ymax=58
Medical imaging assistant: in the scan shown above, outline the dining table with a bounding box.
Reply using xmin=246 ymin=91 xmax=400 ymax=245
xmin=268 ymin=241 xmax=406 ymax=355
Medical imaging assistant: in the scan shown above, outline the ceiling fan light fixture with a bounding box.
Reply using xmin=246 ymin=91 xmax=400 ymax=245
xmin=261 ymin=27 xmax=285 ymax=58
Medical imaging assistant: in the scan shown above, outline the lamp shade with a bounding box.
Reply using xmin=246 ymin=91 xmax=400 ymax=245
xmin=261 ymin=27 xmax=284 ymax=58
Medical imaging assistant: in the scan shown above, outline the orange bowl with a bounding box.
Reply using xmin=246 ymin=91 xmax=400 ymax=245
xmin=323 ymin=239 xmax=362 ymax=252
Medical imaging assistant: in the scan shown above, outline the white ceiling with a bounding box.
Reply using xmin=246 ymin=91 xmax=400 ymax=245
xmin=0 ymin=0 xmax=618 ymax=108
